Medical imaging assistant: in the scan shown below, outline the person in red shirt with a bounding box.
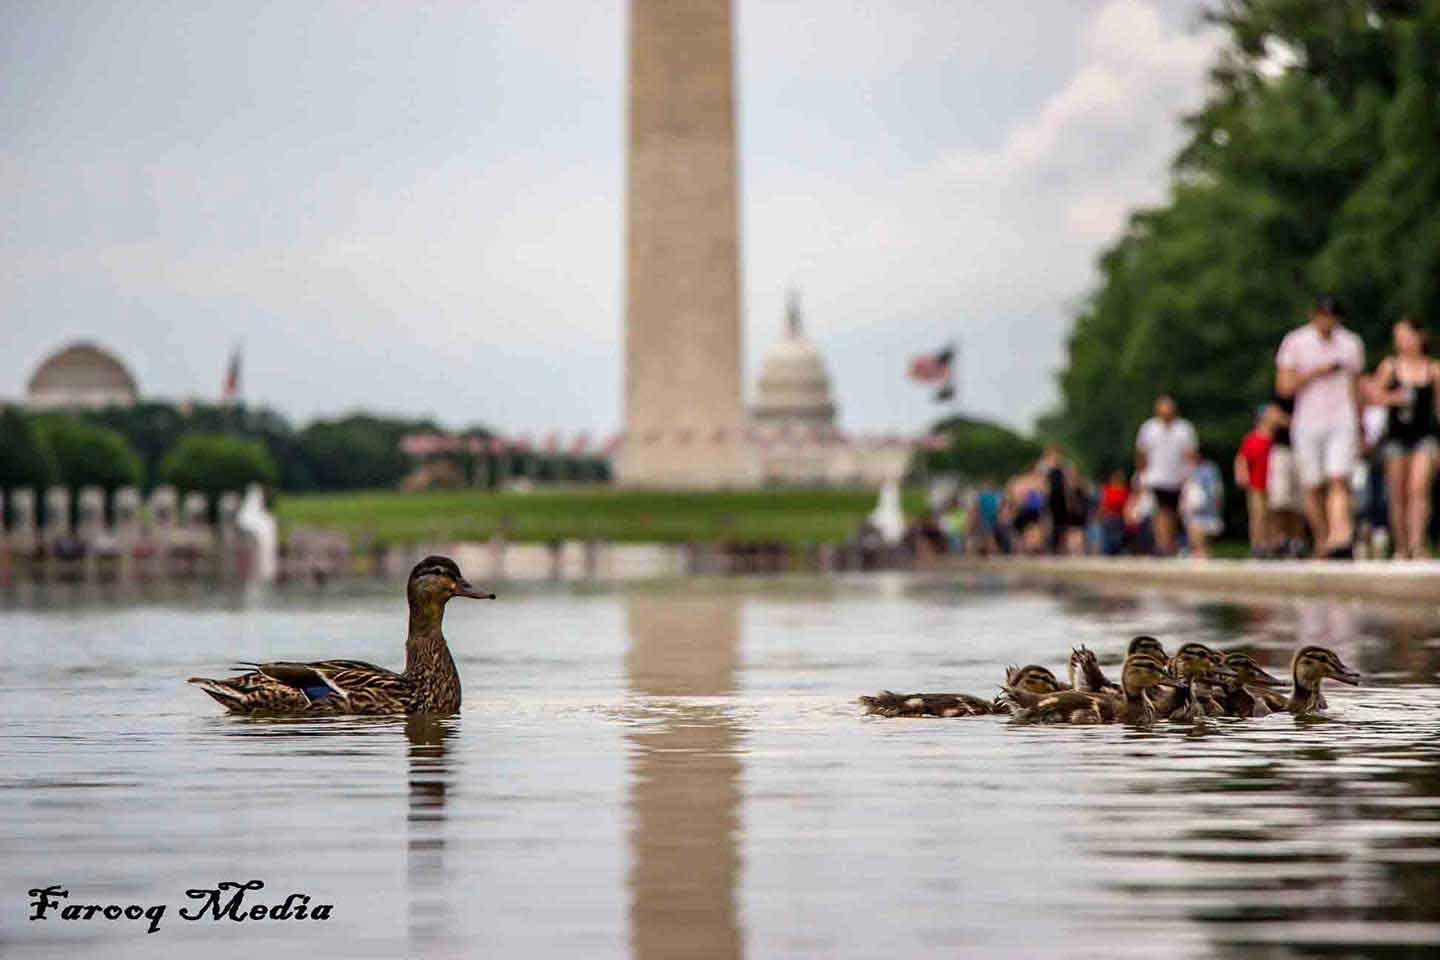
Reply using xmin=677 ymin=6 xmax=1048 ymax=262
xmin=1235 ymin=406 xmax=1278 ymax=556
xmin=1097 ymin=470 xmax=1129 ymax=555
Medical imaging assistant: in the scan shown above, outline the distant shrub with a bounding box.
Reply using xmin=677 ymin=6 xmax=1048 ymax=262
xmin=158 ymin=433 xmax=279 ymax=499
xmin=0 ymin=407 xmax=57 ymax=491
xmin=35 ymin=415 xmax=144 ymax=491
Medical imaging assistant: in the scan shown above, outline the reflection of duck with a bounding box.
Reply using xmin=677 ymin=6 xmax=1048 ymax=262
xmin=1004 ymin=655 xmax=1170 ymax=725
xmin=1286 ymin=645 xmax=1361 ymax=715
xmin=859 ymin=665 xmax=1063 ymax=717
xmin=405 ymin=715 xmax=454 ymax=945
xmin=188 ymin=556 xmax=494 ymax=715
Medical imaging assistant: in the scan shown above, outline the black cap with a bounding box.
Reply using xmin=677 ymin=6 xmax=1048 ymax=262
xmin=1314 ymin=294 xmax=1341 ymax=316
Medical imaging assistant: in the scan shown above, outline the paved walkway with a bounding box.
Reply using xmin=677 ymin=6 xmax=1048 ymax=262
xmin=942 ymin=555 xmax=1440 ymax=603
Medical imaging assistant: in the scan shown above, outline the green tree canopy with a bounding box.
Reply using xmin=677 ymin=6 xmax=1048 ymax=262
xmin=0 ymin=407 xmax=58 ymax=492
xmin=298 ymin=415 xmax=441 ymax=491
xmin=1050 ymin=0 xmax=1440 ymax=474
xmin=35 ymin=416 xmax=145 ymax=491
xmin=919 ymin=415 xmax=1043 ymax=482
xmin=157 ymin=433 xmax=279 ymax=498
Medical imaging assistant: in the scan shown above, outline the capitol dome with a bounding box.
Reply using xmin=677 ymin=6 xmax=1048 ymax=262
xmin=26 ymin=341 xmax=140 ymax=410
xmin=752 ymin=292 xmax=836 ymax=428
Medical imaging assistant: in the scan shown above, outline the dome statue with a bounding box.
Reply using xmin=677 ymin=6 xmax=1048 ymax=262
xmin=752 ymin=291 xmax=837 ymax=428
xmin=25 ymin=341 xmax=140 ymax=410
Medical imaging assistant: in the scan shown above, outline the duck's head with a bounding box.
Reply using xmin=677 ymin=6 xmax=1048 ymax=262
xmin=1172 ymin=643 xmax=1233 ymax=683
xmin=1005 ymin=664 xmax=1064 ymax=695
xmin=1223 ymin=651 xmax=1286 ymax=689
xmin=1127 ymin=635 xmax=1168 ymax=662
xmin=1292 ymin=645 xmax=1360 ymax=689
xmin=407 ymin=555 xmax=495 ymax=608
xmin=1119 ymin=654 xmax=1171 ymax=696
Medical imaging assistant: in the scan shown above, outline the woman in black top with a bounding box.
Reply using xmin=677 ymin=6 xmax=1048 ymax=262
xmin=1374 ymin=318 xmax=1440 ymax=558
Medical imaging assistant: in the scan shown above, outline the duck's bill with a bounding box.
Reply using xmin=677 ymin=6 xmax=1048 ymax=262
xmin=1330 ymin=666 xmax=1361 ymax=686
xmin=455 ymin=580 xmax=497 ymax=600
xmin=1248 ymin=669 xmax=1288 ymax=688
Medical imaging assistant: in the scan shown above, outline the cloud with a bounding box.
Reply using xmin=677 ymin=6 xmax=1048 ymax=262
xmin=3 ymin=0 xmax=1216 ymax=437
xmin=743 ymin=0 xmax=1219 ymax=431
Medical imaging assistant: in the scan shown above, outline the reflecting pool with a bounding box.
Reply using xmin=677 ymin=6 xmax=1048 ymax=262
xmin=3 ymin=574 xmax=1439 ymax=958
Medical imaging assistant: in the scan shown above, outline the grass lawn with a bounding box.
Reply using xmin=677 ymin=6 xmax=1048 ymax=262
xmin=276 ymin=487 xmax=925 ymax=546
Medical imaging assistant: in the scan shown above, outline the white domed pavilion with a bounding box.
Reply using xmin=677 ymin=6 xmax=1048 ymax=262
xmin=25 ymin=342 xmax=140 ymax=410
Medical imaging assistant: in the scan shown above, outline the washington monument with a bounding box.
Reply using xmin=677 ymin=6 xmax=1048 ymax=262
xmin=616 ymin=0 xmax=753 ymax=488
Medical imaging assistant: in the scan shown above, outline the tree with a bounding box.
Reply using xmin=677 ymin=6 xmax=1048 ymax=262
xmin=35 ymin=416 xmax=145 ymax=491
xmin=1050 ymin=0 xmax=1435 ymax=477
xmin=299 ymin=415 xmax=440 ymax=491
xmin=0 ymin=407 xmax=58 ymax=492
xmin=157 ymin=433 xmax=280 ymax=500
xmin=919 ymin=415 xmax=1043 ymax=481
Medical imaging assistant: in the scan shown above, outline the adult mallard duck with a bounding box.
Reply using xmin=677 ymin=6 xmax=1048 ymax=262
xmin=188 ymin=556 xmax=494 ymax=716
xmin=859 ymin=665 xmax=1063 ymax=718
xmin=1218 ymin=652 xmax=1288 ymax=717
xmin=1004 ymin=654 xmax=1170 ymax=726
xmin=1286 ymin=645 xmax=1360 ymax=715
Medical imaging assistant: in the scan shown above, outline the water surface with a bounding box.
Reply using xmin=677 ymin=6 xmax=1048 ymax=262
xmin=3 ymin=574 xmax=1439 ymax=958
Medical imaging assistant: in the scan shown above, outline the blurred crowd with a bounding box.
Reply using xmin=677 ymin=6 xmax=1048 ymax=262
xmin=911 ymin=297 xmax=1438 ymax=563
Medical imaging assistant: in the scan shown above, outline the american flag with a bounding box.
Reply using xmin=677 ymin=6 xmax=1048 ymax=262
xmin=908 ymin=346 xmax=953 ymax=384
xmin=221 ymin=347 xmax=242 ymax=404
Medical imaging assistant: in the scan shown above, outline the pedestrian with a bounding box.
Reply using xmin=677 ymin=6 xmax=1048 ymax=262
xmin=1266 ymin=393 xmax=1306 ymax=556
xmin=972 ymin=478 xmax=1006 ymax=555
xmin=1276 ymin=295 xmax=1365 ymax=558
xmin=1234 ymin=406 xmax=1276 ymax=556
xmin=1135 ymin=394 xmax=1197 ymax=556
xmin=1181 ymin=450 xmax=1224 ymax=559
xmin=1041 ymin=445 xmax=1070 ymax=554
xmin=1097 ymin=470 xmax=1129 ymax=556
xmin=1373 ymin=317 xmax=1440 ymax=558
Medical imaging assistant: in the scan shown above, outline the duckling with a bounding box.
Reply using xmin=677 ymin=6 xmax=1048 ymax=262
xmin=1127 ymin=635 xmax=1169 ymax=662
xmin=1068 ymin=645 xmax=1121 ymax=696
xmin=1005 ymin=654 xmax=1170 ymax=726
xmin=189 ymin=556 xmax=494 ymax=715
xmin=1218 ymin=652 xmax=1288 ymax=717
xmin=860 ymin=664 xmax=1064 ymax=718
xmin=1150 ymin=643 xmax=1233 ymax=721
xmin=1286 ymin=645 xmax=1360 ymax=715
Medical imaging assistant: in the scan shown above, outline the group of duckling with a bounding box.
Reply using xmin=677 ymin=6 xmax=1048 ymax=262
xmin=859 ymin=636 xmax=1361 ymax=724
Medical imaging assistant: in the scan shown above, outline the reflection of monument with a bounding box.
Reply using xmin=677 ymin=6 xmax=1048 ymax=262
xmin=617 ymin=0 xmax=752 ymax=489
xmin=625 ymin=594 xmax=742 ymax=959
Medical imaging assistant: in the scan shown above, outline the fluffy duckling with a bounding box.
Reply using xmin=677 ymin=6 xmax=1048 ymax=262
xmin=1127 ymin=635 xmax=1169 ymax=662
xmin=859 ymin=665 xmax=1064 ymax=718
xmin=1005 ymin=654 xmax=1170 ymax=726
xmin=1149 ymin=643 xmax=1234 ymax=721
xmin=1068 ymin=645 xmax=1120 ymax=696
xmin=1286 ymin=645 xmax=1360 ymax=715
xmin=1219 ymin=652 xmax=1288 ymax=717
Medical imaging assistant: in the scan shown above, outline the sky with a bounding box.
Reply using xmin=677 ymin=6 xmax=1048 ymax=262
xmin=2 ymin=0 xmax=1221 ymax=438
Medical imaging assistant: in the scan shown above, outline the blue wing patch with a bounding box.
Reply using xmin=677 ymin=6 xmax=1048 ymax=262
xmin=304 ymin=685 xmax=337 ymax=702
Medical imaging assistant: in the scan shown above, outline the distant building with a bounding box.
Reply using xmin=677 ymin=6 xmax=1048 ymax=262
xmin=752 ymin=291 xmax=837 ymax=430
xmin=749 ymin=294 xmax=916 ymax=487
xmin=25 ymin=342 xmax=140 ymax=410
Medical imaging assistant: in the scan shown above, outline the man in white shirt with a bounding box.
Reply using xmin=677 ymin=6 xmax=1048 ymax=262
xmin=1135 ymin=394 xmax=1197 ymax=556
xmin=1276 ymin=296 xmax=1365 ymax=558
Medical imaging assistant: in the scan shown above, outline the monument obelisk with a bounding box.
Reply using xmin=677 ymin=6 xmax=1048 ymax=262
xmin=617 ymin=0 xmax=753 ymax=488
